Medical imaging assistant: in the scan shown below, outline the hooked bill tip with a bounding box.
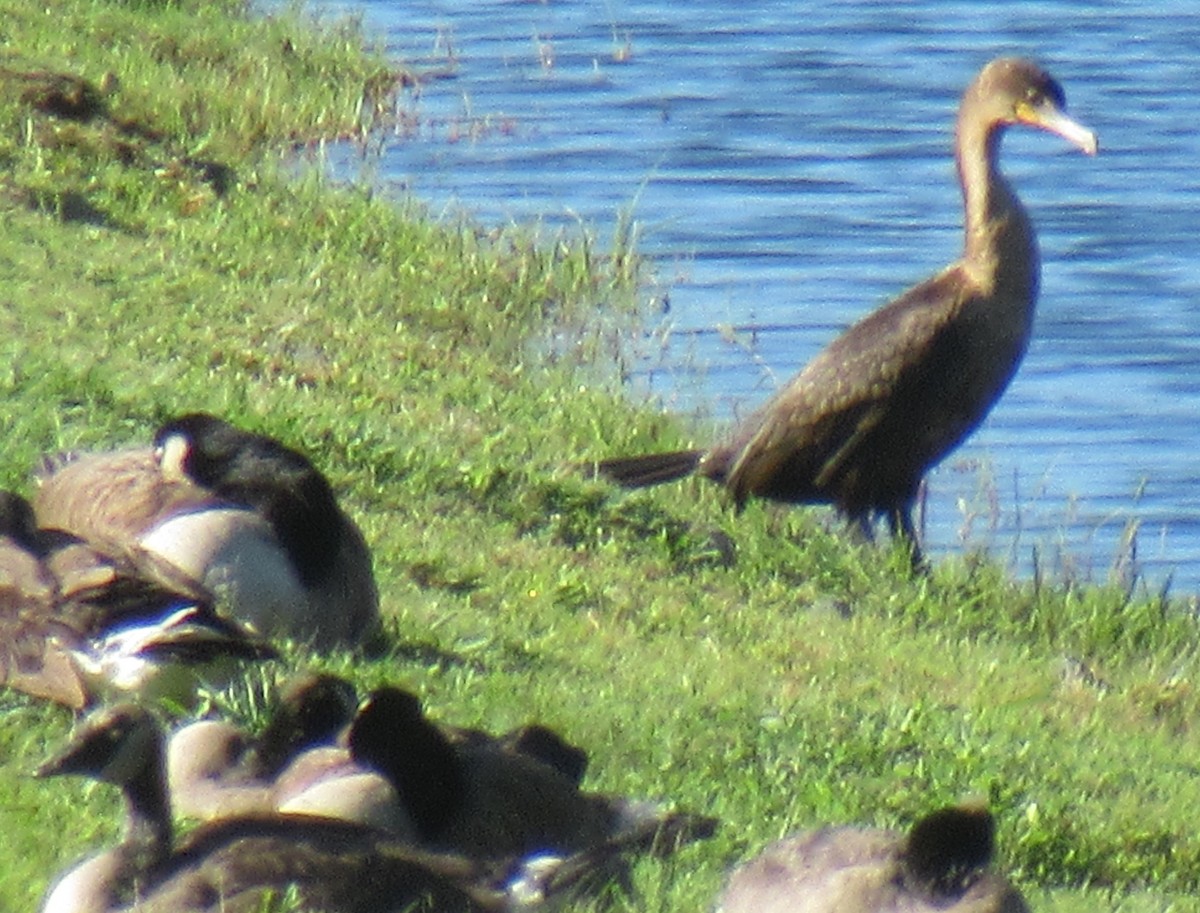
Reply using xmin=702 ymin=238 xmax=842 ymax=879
xmin=1038 ymin=108 xmax=1098 ymax=156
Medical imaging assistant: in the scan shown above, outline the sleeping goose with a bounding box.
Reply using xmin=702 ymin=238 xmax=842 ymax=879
xmin=168 ymin=679 xmax=593 ymax=840
xmin=716 ymin=803 xmax=1029 ymax=913
xmin=168 ymin=680 xmax=716 ymax=862
xmin=167 ymin=672 xmax=415 ymax=835
xmin=237 ymin=670 xmax=361 ymax=778
xmin=0 ymin=491 xmax=275 ymax=709
xmin=33 ymin=413 xmax=380 ymax=650
xmin=36 ymin=703 xmax=703 ymax=913
xmin=347 ymin=687 xmax=718 ymax=861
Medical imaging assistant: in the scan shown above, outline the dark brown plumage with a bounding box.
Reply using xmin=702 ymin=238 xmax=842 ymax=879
xmin=0 ymin=491 xmax=274 ymax=709
xmin=165 ymin=672 xmax=403 ymax=829
xmin=35 ymin=704 xmax=504 ymax=913
xmin=595 ymin=58 xmax=1096 ymax=561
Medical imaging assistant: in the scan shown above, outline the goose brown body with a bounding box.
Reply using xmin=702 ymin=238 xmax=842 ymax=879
xmin=35 ymin=705 xmax=515 ymax=913
xmin=345 ymin=686 xmax=716 ymax=862
xmin=0 ymin=491 xmax=272 ymax=709
xmin=595 ymin=58 xmax=1096 ymax=558
xmin=168 ymin=681 xmax=715 ymax=862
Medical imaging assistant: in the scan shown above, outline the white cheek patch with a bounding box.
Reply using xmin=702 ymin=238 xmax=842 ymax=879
xmin=156 ymin=433 xmax=192 ymax=482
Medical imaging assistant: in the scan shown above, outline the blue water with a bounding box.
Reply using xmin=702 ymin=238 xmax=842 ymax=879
xmin=316 ymin=0 xmax=1200 ymax=593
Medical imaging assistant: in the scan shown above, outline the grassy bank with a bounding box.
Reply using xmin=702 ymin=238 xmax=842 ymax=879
xmin=0 ymin=2 xmax=1197 ymax=911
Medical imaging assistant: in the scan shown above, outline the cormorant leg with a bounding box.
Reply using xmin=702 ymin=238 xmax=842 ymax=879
xmin=888 ymin=506 xmax=929 ymax=574
xmin=848 ymin=512 xmax=875 ymax=544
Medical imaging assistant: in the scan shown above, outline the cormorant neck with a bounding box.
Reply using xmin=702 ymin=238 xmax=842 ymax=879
xmin=956 ymin=117 xmax=1009 ymax=260
xmin=954 ymin=110 xmax=1040 ymax=307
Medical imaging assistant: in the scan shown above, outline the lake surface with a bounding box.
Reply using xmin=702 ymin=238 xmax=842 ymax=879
xmin=317 ymin=0 xmax=1200 ymax=594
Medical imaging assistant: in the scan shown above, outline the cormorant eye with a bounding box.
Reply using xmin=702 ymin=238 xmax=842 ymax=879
xmin=1024 ymin=86 xmax=1044 ymax=106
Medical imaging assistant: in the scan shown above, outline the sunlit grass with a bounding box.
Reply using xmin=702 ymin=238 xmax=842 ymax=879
xmin=1 ymin=2 xmax=1198 ymax=913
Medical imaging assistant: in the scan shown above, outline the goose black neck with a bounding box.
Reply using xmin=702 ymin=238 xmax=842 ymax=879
xmin=348 ymin=688 xmax=466 ymax=840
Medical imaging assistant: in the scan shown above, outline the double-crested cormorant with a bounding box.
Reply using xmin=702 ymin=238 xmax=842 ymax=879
xmin=595 ymin=58 xmax=1096 ymax=561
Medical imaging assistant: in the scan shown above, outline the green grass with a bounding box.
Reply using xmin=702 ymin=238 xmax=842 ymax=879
xmin=2 ymin=2 xmax=1199 ymax=912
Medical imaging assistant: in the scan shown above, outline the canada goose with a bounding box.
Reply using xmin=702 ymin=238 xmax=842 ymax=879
xmin=271 ymin=743 xmax=418 ymax=837
xmin=33 ymin=412 xmax=380 ymax=650
xmin=37 ymin=703 xmax=705 ymax=913
xmin=168 ymin=679 xmax=585 ymax=839
xmin=716 ymin=804 xmax=1029 ymax=913
xmin=170 ymin=681 xmax=716 ymax=862
xmin=165 ymin=718 xmax=271 ymax=819
xmin=168 ymin=673 xmax=415 ymax=835
xmin=0 ymin=490 xmax=275 ymax=709
xmin=594 ymin=58 xmax=1095 ymax=564
xmin=348 ymin=687 xmax=718 ymax=861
